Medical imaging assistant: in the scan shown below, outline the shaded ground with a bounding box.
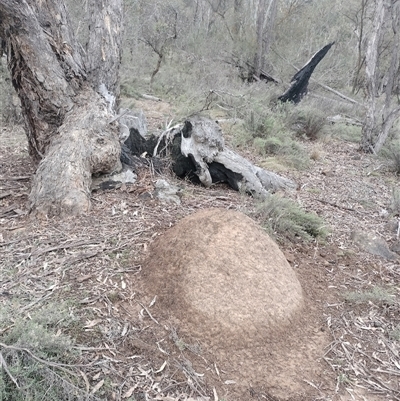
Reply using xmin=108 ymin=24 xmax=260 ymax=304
xmin=1 ymin=100 xmax=400 ymax=401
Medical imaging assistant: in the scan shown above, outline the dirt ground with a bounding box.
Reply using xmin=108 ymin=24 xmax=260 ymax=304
xmin=1 ymin=99 xmax=400 ymax=401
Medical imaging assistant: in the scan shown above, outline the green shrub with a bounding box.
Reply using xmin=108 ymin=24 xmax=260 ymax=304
xmin=389 ymin=325 xmax=400 ymax=341
xmin=264 ymin=136 xmax=284 ymax=154
xmin=328 ymin=123 xmax=361 ymax=143
xmin=389 ymin=187 xmax=400 ymax=216
xmin=288 ymin=105 xmax=327 ymax=141
xmin=381 ymin=141 xmax=400 ymax=174
xmin=255 ymin=194 xmax=329 ymax=242
xmin=244 ymin=108 xmax=311 ymax=169
xmin=0 ymin=303 xmax=93 ymax=401
xmin=343 ymin=286 xmax=396 ymax=305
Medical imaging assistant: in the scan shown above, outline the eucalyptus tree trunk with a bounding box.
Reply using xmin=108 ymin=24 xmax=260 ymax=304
xmin=360 ymin=0 xmax=385 ymax=152
xmin=233 ymin=0 xmax=243 ymax=37
xmin=0 ymin=0 xmax=123 ymax=217
xmin=253 ymin=0 xmax=277 ymax=78
xmin=361 ymin=0 xmax=400 ymax=153
xmin=351 ymin=0 xmax=368 ymax=94
xmin=373 ymin=1 xmax=400 ymax=153
xmin=253 ymin=0 xmax=267 ymax=78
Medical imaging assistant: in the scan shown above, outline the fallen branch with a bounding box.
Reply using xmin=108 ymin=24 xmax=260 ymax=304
xmin=0 ymin=342 xmax=95 ymax=369
xmin=142 ymin=94 xmax=162 ymax=102
xmin=137 ymin=301 xmax=159 ymax=325
xmin=315 ymin=198 xmax=358 ymax=212
xmin=32 ymin=239 xmax=102 ymax=258
xmin=0 ymin=176 xmax=30 ymax=181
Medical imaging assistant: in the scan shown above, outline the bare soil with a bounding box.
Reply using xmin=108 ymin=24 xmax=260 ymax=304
xmin=1 ymin=99 xmax=400 ymax=401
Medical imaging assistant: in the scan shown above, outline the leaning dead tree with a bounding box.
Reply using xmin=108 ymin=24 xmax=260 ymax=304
xmin=0 ymin=0 xmax=123 ymax=217
xmin=279 ymin=42 xmax=335 ymax=103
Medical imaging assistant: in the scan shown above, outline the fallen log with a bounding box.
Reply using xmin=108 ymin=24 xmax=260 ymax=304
xmin=123 ymin=114 xmax=296 ymax=197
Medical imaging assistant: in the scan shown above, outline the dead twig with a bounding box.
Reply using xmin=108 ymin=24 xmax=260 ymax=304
xmin=137 ymin=301 xmax=159 ymax=325
xmin=0 ymin=342 xmax=95 ymax=369
xmin=0 ymin=350 xmax=20 ymax=389
xmin=315 ymin=198 xmax=357 ymax=212
xmin=0 ymin=191 xmax=12 ymax=199
xmin=0 ymin=176 xmax=30 ymax=181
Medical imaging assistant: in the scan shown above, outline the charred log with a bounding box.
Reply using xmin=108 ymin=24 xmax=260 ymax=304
xmin=122 ymin=114 xmax=296 ymax=197
xmin=278 ymin=42 xmax=335 ymax=103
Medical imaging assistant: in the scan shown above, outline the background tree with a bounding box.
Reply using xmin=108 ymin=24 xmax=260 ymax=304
xmin=253 ymin=0 xmax=277 ymax=78
xmin=361 ymin=0 xmax=400 ymax=153
xmin=0 ymin=0 xmax=123 ymax=217
xmin=138 ymin=0 xmax=178 ymax=85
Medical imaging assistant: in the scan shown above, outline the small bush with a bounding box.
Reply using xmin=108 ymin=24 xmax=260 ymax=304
xmin=264 ymin=137 xmax=284 ymax=154
xmin=246 ymin=110 xmax=311 ymax=170
xmin=0 ymin=303 xmax=93 ymax=401
xmin=389 ymin=325 xmax=400 ymax=341
xmin=381 ymin=141 xmax=400 ymax=174
xmin=328 ymin=123 xmax=361 ymax=143
xmin=343 ymin=286 xmax=396 ymax=305
xmin=288 ymin=105 xmax=327 ymax=141
xmin=255 ymin=194 xmax=329 ymax=242
xmin=389 ymin=187 xmax=400 ymax=216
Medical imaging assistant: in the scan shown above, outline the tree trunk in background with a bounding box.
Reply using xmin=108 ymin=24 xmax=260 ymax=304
xmin=262 ymin=0 xmax=277 ymax=66
xmin=86 ymin=0 xmax=123 ymax=101
xmin=373 ymin=1 xmax=400 ymax=153
xmin=361 ymin=0 xmax=385 ymax=152
xmin=361 ymin=0 xmax=400 ymax=153
xmin=253 ymin=0 xmax=267 ymax=78
xmin=253 ymin=0 xmax=277 ymax=79
xmin=360 ymin=0 xmax=384 ymax=152
xmin=351 ymin=0 xmax=368 ymax=95
xmin=0 ymin=0 xmax=123 ymax=217
xmin=233 ymin=0 xmax=243 ymax=37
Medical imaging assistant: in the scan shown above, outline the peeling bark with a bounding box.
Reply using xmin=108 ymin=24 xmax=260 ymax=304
xmin=86 ymin=0 xmax=123 ymax=99
xmin=361 ymin=0 xmax=385 ymax=152
xmin=0 ymin=0 xmax=123 ymax=216
xmin=29 ymin=90 xmax=121 ymax=217
xmin=361 ymin=0 xmax=400 ymax=153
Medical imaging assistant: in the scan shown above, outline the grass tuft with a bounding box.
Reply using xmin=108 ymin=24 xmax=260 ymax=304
xmin=381 ymin=141 xmax=400 ymax=174
xmin=0 ymin=302 xmax=94 ymax=401
xmin=288 ymin=105 xmax=327 ymax=141
xmin=254 ymin=194 xmax=329 ymax=242
xmin=343 ymin=286 xmax=396 ymax=305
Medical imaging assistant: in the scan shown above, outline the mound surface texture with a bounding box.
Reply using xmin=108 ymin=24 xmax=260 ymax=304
xmin=144 ymin=208 xmax=304 ymax=348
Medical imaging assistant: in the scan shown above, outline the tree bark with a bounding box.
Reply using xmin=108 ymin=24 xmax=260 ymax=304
xmin=360 ymin=0 xmax=385 ymax=153
xmin=351 ymin=0 xmax=368 ymax=95
xmin=373 ymin=0 xmax=400 ymax=153
xmin=253 ymin=0 xmax=267 ymax=78
xmin=0 ymin=0 xmax=123 ymax=217
xmin=86 ymin=0 xmax=123 ymax=100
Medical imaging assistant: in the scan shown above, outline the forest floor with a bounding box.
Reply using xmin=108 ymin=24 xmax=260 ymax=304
xmin=1 ymin=98 xmax=400 ymax=401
